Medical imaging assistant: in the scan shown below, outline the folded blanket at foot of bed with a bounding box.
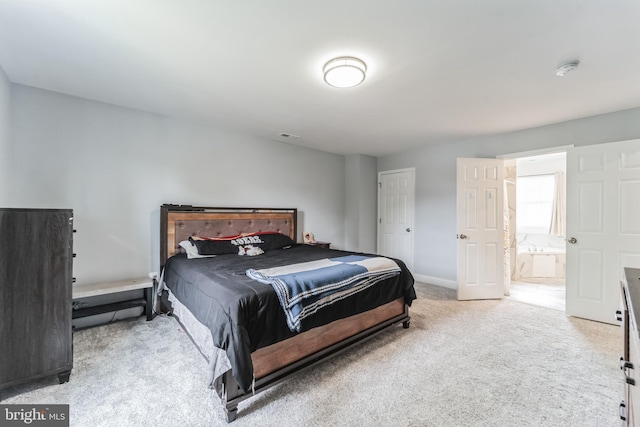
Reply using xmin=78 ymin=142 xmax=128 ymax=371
xmin=246 ymin=255 xmax=401 ymax=332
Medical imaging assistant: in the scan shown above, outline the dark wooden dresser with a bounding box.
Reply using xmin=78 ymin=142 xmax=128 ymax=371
xmin=620 ymin=267 xmax=640 ymax=425
xmin=0 ymin=208 xmax=74 ymax=394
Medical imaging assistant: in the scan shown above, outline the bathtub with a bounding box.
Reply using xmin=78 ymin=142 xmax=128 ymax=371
xmin=516 ymin=246 xmax=566 ymax=279
xmin=517 ymin=246 xmax=565 ymax=255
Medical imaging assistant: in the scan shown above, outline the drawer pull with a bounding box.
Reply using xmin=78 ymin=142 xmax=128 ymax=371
xmin=616 ymin=310 xmax=623 ymax=322
xmin=627 ymin=376 xmax=636 ymax=386
xmin=620 ymin=356 xmax=634 ymax=370
xmin=620 ymin=401 xmax=627 ymax=421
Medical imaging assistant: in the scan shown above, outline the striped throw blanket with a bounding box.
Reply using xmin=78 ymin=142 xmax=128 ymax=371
xmin=246 ymin=255 xmax=401 ymax=332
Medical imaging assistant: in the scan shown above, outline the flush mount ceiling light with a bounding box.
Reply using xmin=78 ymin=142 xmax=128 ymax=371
xmin=323 ymin=56 xmax=367 ymax=88
xmin=556 ymin=60 xmax=580 ymax=77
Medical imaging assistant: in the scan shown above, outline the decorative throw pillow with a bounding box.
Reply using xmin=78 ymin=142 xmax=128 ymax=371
xmin=238 ymin=245 xmax=265 ymax=256
xmin=189 ymin=236 xmax=238 ymax=255
xmin=179 ymin=240 xmax=216 ymax=259
xmin=190 ymin=232 xmax=295 ymax=255
xmin=234 ymin=232 xmax=295 ymax=251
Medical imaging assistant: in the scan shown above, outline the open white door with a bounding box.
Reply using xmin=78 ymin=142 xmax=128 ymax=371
xmin=457 ymin=158 xmax=504 ymax=300
xmin=566 ymin=139 xmax=640 ymax=324
xmin=378 ymin=168 xmax=415 ymax=271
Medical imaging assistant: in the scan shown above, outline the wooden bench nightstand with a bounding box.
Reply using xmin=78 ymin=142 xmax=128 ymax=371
xmin=307 ymin=241 xmax=331 ymax=249
xmin=72 ymin=277 xmax=155 ymax=322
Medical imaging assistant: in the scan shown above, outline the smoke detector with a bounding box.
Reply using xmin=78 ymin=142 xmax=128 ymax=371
xmin=556 ymin=60 xmax=579 ymax=77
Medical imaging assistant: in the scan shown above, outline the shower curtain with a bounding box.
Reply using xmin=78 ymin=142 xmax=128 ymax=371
xmin=550 ymin=171 xmax=566 ymax=237
xmin=503 ymin=180 xmax=511 ymax=296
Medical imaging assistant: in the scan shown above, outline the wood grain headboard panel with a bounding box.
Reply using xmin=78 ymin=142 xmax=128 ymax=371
xmin=160 ymin=205 xmax=297 ymax=268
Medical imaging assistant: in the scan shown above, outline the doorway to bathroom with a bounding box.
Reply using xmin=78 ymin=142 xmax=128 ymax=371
xmin=506 ymin=151 xmax=566 ymax=311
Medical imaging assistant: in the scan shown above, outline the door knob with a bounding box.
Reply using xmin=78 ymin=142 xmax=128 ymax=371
xmin=620 ymin=401 xmax=627 ymax=421
xmin=567 ymin=237 xmax=578 ymax=244
xmin=406 ymin=228 xmax=411 ymax=232
xmin=459 ymin=234 xmax=468 ymax=240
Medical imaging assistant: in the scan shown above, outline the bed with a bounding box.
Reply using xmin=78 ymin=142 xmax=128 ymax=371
xmin=158 ymin=204 xmax=416 ymax=422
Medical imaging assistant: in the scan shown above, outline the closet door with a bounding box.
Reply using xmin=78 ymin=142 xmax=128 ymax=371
xmin=0 ymin=208 xmax=73 ymax=388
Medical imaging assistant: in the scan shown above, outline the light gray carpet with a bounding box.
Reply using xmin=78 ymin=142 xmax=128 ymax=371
xmin=2 ymin=283 xmax=622 ymax=427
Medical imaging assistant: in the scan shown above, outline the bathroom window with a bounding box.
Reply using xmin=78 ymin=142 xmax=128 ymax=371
xmin=516 ymin=174 xmax=555 ymax=234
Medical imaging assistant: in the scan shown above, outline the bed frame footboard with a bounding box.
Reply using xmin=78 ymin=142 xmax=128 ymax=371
xmin=215 ymin=301 xmax=410 ymax=423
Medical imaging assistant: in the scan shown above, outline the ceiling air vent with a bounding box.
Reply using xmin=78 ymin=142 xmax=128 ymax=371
xmin=274 ymin=132 xmax=302 ymax=144
xmin=277 ymin=133 xmax=300 ymax=140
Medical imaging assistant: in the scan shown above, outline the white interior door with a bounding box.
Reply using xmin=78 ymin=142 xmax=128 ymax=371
xmin=457 ymin=158 xmax=505 ymax=300
xmin=566 ymin=139 xmax=640 ymax=324
xmin=378 ymin=169 xmax=415 ymax=270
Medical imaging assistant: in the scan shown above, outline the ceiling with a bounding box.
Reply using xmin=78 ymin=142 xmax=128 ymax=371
xmin=1 ymin=0 xmax=639 ymax=157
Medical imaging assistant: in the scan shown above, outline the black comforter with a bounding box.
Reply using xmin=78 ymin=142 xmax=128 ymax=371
xmin=162 ymin=244 xmax=416 ymax=391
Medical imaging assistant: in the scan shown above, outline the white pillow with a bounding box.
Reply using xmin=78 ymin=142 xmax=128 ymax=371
xmin=179 ymin=240 xmax=216 ymax=259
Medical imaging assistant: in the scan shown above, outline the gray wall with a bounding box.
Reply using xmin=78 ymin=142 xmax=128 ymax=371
xmin=10 ymin=80 xmax=640 ymax=289
xmin=345 ymin=154 xmax=377 ymax=253
xmin=378 ymin=107 xmax=640 ymax=286
xmin=0 ymin=65 xmax=11 ymax=205
xmin=10 ymin=85 xmax=346 ymax=285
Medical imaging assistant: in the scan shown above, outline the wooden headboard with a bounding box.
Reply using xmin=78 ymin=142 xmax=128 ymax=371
xmin=160 ymin=205 xmax=297 ymax=268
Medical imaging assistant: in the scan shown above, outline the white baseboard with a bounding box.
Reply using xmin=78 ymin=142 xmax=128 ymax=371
xmin=413 ymin=274 xmax=457 ymax=290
